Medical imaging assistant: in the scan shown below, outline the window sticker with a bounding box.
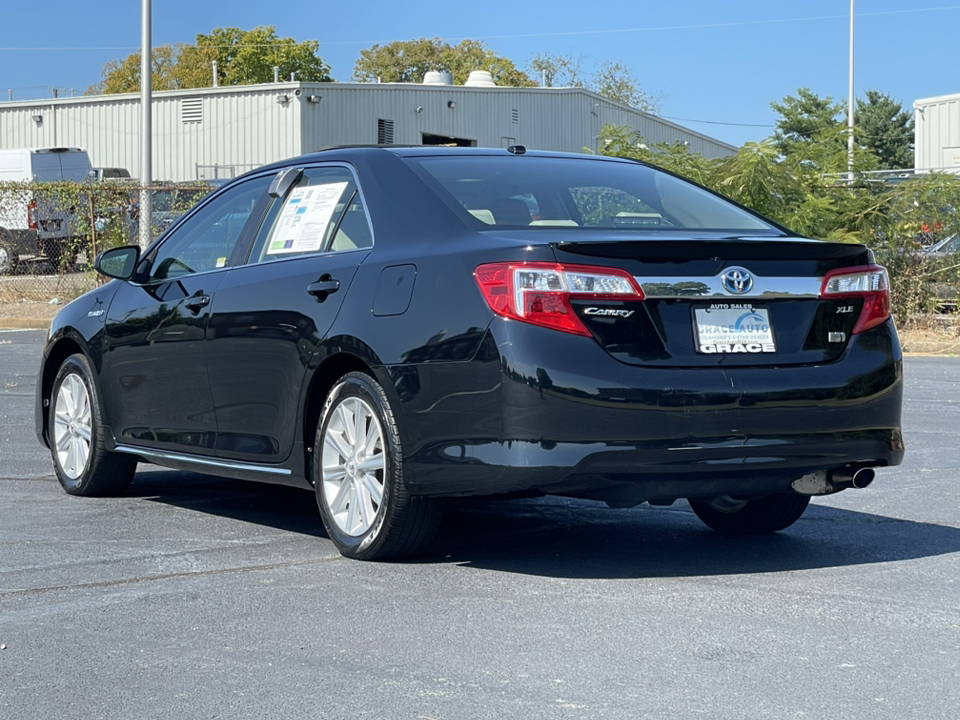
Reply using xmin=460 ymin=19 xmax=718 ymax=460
xmin=266 ymin=181 xmax=349 ymax=255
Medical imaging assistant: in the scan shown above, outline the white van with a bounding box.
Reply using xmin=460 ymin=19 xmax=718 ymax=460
xmin=0 ymin=147 xmax=94 ymax=274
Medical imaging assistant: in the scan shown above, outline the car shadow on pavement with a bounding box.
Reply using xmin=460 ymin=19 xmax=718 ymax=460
xmin=429 ymin=496 xmax=960 ymax=579
xmin=129 ymin=470 xmax=327 ymax=539
xmin=129 ymin=471 xmax=960 ymax=579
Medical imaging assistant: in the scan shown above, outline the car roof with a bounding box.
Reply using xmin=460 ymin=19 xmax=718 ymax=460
xmin=253 ymin=145 xmax=639 ymax=174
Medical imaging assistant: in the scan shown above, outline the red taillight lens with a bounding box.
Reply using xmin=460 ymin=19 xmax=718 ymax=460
xmin=821 ymin=265 xmax=891 ymax=334
xmin=475 ymin=262 xmax=644 ymax=336
xmin=27 ymin=199 xmax=37 ymax=230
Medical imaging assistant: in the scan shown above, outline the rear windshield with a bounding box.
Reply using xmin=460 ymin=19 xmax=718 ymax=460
xmin=407 ymin=155 xmax=778 ymax=233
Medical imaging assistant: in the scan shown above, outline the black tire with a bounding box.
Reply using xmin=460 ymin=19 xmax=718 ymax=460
xmin=0 ymin=233 xmax=18 ymax=275
xmin=49 ymin=354 xmax=136 ymax=496
xmin=689 ymin=493 xmax=811 ymax=535
xmin=313 ymin=372 xmax=441 ymax=561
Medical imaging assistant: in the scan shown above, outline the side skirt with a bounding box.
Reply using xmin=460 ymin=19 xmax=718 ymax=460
xmin=113 ymin=444 xmax=312 ymax=489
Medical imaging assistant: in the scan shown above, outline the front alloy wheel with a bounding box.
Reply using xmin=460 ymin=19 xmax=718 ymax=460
xmin=53 ymin=371 xmax=93 ymax=480
xmin=49 ymin=354 xmax=136 ymax=496
xmin=314 ymin=372 xmax=440 ymax=560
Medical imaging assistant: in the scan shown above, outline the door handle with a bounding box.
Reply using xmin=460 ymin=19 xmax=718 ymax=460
xmin=184 ymin=294 xmax=211 ymax=313
xmin=307 ymin=275 xmax=340 ymax=301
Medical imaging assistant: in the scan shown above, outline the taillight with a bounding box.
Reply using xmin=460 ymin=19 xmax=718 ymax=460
xmin=475 ymin=262 xmax=644 ymax=336
xmin=821 ymin=265 xmax=891 ymax=334
xmin=27 ymin=199 xmax=37 ymax=230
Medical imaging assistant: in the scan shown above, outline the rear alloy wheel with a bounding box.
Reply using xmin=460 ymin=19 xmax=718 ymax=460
xmin=314 ymin=372 xmax=441 ymax=561
xmin=689 ymin=493 xmax=811 ymax=535
xmin=50 ymin=354 xmax=136 ymax=496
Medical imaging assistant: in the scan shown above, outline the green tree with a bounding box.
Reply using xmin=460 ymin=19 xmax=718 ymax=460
xmin=88 ymin=26 xmax=331 ymax=95
xmin=771 ymin=87 xmax=843 ymax=157
xmin=196 ymin=26 xmax=331 ymax=86
xmin=528 ymin=52 xmax=585 ymax=88
xmin=87 ymin=44 xmax=184 ymax=94
xmin=592 ymin=60 xmax=660 ymax=113
xmin=352 ymin=38 xmax=534 ymax=86
xmin=856 ymin=90 xmax=914 ymax=169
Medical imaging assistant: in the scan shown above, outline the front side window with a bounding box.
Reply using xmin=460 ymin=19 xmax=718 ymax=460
xmin=146 ymin=176 xmax=270 ymax=280
xmin=249 ymin=166 xmax=372 ymax=264
xmin=407 ymin=155 xmax=779 ymax=233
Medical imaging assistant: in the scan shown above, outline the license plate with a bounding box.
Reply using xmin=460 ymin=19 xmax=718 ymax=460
xmin=694 ymin=304 xmax=776 ymax=354
xmin=40 ymin=219 xmax=62 ymax=232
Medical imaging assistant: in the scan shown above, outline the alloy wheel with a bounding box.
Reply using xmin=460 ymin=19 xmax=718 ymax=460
xmin=53 ymin=373 xmax=93 ymax=479
xmin=321 ymin=396 xmax=386 ymax=536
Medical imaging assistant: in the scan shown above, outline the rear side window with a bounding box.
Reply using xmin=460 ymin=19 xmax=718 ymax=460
xmin=248 ymin=166 xmax=373 ymax=263
xmin=407 ymin=155 xmax=776 ymax=233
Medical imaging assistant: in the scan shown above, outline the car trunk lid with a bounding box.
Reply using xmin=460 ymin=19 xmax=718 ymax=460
xmin=549 ymin=236 xmax=878 ymax=367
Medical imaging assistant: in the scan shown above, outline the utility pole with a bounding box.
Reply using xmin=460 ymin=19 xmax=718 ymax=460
xmin=848 ymin=0 xmax=855 ymax=183
xmin=139 ymin=0 xmax=152 ymax=250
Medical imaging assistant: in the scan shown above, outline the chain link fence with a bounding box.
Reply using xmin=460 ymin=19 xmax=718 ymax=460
xmin=0 ymin=180 xmax=218 ymax=305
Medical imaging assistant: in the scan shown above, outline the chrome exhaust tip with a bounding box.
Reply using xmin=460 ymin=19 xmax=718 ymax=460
xmin=851 ymin=467 xmax=875 ymax=489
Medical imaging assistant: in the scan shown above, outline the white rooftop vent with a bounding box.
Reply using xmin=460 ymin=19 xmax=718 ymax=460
xmin=464 ymin=70 xmax=496 ymax=87
xmin=423 ymin=71 xmax=453 ymax=85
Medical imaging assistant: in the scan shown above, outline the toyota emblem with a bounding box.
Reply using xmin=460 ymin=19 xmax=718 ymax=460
xmin=721 ymin=267 xmax=754 ymax=294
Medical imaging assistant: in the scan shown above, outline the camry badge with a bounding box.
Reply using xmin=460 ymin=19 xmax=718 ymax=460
xmin=584 ymin=308 xmax=635 ymax=318
xmin=721 ymin=267 xmax=754 ymax=295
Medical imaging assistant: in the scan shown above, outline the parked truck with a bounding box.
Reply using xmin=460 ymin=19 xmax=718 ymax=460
xmin=0 ymin=147 xmax=93 ymax=274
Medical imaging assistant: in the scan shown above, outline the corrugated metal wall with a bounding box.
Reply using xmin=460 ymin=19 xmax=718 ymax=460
xmin=298 ymin=84 xmax=736 ymax=159
xmin=914 ymin=94 xmax=960 ymax=172
xmin=0 ymin=85 xmax=302 ymax=181
xmin=0 ymin=83 xmax=735 ymax=182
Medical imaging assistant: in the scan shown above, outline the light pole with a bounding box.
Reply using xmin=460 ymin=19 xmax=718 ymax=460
xmin=848 ymin=0 xmax=855 ymax=182
xmin=138 ymin=0 xmax=152 ymax=250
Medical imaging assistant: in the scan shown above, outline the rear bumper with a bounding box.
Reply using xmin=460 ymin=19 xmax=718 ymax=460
xmin=382 ymin=318 xmax=904 ymax=502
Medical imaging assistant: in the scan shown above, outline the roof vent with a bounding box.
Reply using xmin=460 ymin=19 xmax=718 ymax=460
xmin=423 ymin=71 xmax=453 ymax=85
xmin=464 ymin=70 xmax=496 ymax=87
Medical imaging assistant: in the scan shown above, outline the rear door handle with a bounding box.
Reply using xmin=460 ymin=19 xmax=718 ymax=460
xmin=307 ymin=276 xmax=340 ymax=301
xmin=184 ymin=294 xmax=211 ymax=313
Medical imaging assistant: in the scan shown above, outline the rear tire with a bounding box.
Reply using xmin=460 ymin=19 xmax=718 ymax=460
xmin=0 ymin=232 xmax=18 ymax=275
xmin=314 ymin=372 xmax=441 ymax=561
xmin=50 ymin=354 xmax=136 ymax=496
xmin=689 ymin=493 xmax=810 ymax=534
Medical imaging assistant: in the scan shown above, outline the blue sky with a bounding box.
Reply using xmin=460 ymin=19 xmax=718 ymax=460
xmin=1 ymin=0 xmax=955 ymax=147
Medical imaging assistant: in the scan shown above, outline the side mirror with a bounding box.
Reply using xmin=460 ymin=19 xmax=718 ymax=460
xmin=95 ymin=245 xmax=140 ymax=280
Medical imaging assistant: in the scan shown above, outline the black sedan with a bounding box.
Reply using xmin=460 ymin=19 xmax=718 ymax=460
xmin=36 ymin=146 xmax=904 ymax=560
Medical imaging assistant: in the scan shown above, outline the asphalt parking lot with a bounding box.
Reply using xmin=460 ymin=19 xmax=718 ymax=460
xmin=1 ymin=328 xmax=958 ymax=719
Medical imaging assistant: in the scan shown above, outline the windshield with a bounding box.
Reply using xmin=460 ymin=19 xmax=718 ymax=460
xmin=408 ymin=155 xmax=779 ymax=233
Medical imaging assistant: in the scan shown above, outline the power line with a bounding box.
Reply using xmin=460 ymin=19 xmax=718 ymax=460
xmin=319 ymin=5 xmax=960 ymax=45
xmin=1 ymin=5 xmax=959 ymax=51
xmin=660 ymin=115 xmax=774 ymax=128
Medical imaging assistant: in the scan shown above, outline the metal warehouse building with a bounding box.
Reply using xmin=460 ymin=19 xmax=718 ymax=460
xmin=0 ymin=79 xmax=735 ymax=181
xmin=915 ymin=92 xmax=960 ymax=172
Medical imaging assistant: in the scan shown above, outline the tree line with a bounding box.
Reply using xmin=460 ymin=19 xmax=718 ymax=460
xmin=89 ymin=29 xmax=658 ymax=111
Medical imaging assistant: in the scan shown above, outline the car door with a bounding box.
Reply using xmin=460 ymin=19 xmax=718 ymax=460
xmin=205 ymin=164 xmax=373 ymax=462
xmin=99 ymin=174 xmax=271 ymax=456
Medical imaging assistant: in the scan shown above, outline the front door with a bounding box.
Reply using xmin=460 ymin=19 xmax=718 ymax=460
xmin=100 ymin=175 xmax=272 ymax=455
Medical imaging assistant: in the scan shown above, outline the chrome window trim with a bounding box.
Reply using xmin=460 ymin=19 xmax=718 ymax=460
xmin=634 ymin=275 xmax=823 ymax=299
xmin=114 ymin=444 xmax=292 ymax=476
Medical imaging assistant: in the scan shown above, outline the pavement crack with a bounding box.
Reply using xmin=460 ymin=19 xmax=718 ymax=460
xmin=0 ymin=555 xmax=342 ymax=599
